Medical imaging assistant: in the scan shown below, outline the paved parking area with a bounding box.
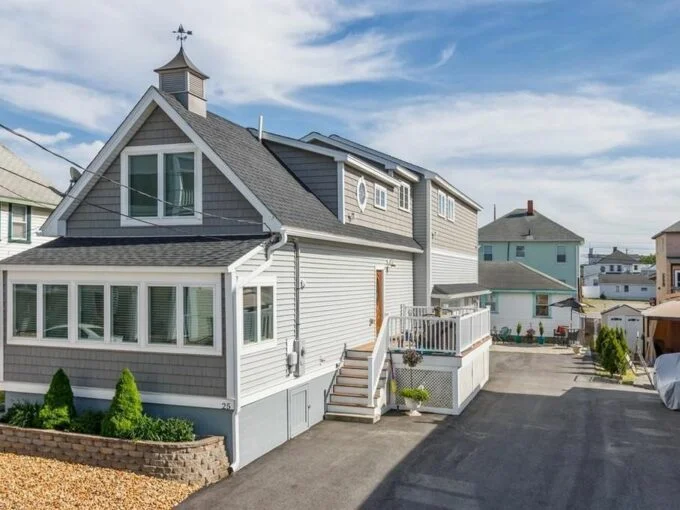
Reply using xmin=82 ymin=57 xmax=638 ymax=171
xmin=180 ymin=351 xmax=680 ymax=510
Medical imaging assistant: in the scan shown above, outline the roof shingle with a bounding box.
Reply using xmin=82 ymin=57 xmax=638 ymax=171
xmin=479 ymin=208 xmax=583 ymax=243
xmin=479 ymin=261 xmax=575 ymax=291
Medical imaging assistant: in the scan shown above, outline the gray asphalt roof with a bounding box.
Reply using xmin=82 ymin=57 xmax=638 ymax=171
xmin=0 ymin=235 xmax=268 ymax=267
xmin=595 ymin=249 xmax=638 ymax=265
xmin=154 ymin=47 xmax=209 ymax=79
xmin=160 ymin=90 xmax=421 ymax=251
xmin=599 ymin=273 xmax=655 ymax=285
xmin=479 ymin=209 xmax=583 ymax=243
xmin=479 ymin=262 xmax=575 ymax=291
xmin=431 ymin=283 xmax=490 ymax=297
xmin=0 ymin=144 xmax=62 ymax=207
xmin=653 ymin=220 xmax=680 ymax=239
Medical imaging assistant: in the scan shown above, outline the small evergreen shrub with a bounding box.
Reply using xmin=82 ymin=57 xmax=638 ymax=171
xmin=130 ymin=415 xmax=195 ymax=442
xmin=516 ymin=322 xmax=522 ymax=336
xmin=101 ymin=368 xmax=143 ymax=438
xmin=399 ymin=387 xmax=430 ymax=402
xmin=600 ymin=328 xmax=628 ymax=377
xmin=39 ymin=368 xmax=76 ymax=430
xmin=1 ymin=401 xmax=43 ymax=428
xmin=68 ymin=411 xmax=106 ymax=435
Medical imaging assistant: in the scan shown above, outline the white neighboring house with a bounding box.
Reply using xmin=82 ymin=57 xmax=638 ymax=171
xmin=582 ymin=247 xmax=652 ymax=287
xmin=0 ymin=144 xmax=61 ymax=260
xmin=599 ymin=274 xmax=655 ymax=301
xmin=479 ymin=261 xmax=579 ymax=337
xmin=601 ymin=304 xmax=646 ymax=353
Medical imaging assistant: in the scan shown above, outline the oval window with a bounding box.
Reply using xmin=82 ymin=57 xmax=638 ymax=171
xmin=356 ymin=177 xmax=367 ymax=211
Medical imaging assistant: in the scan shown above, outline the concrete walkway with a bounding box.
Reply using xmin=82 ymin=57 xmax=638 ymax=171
xmin=180 ymin=351 xmax=680 ymax=510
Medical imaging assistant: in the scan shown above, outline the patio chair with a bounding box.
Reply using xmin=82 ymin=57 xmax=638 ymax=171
xmin=495 ymin=326 xmax=512 ymax=343
xmin=553 ymin=326 xmax=568 ymax=346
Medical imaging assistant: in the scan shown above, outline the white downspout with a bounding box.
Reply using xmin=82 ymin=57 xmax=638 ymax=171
xmin=230 ymin=230 xmax=288 ymax=472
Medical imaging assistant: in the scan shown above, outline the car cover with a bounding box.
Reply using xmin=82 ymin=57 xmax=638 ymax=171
xmin=654 ymin=353 xmax=680 ymax=410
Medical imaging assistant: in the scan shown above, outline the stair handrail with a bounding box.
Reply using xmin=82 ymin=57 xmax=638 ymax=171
xmin=367 ymin=314 xmax=391 ymax=407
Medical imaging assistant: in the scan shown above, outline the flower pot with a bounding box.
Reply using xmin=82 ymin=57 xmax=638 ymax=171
xmin=538 ymin=337 xmax=544 ymax=345
xmin=515 ymin=335 xmax=521 ymax=344
xmin=404 ymin=397 xmax=422 ymax=417
xmin=572 ymin=345 xmax=581 ymax=355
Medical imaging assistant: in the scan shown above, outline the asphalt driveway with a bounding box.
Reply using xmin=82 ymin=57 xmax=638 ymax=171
xmin=180 ymin=349 xmax=680 ymax=510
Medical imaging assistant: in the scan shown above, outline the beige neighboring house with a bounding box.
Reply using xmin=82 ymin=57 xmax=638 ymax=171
xmin=0 ymin=144 xmax=62 ymax=260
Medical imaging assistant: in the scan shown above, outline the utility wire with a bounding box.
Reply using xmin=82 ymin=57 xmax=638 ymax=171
xmin=0 ymin=163 xmax=269 ymax=246
xmin=0 ymin=122 xmax=271 ymax=231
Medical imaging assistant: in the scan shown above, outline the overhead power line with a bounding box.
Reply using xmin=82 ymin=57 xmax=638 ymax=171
xmin=0 ymin=122 xmax=271 ymax=231
xmin=0 ymin=163 xmax=268 ymax=246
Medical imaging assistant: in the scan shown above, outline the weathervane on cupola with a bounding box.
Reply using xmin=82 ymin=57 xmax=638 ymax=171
xmin=154 ymin=24 xmax=209 ymax=117
xmin=172 ymin=24 xmax=192 ymax=48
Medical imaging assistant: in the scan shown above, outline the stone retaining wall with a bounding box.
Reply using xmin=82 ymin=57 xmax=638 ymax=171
xmin=0 ymin=424 xmax=229 ymax=486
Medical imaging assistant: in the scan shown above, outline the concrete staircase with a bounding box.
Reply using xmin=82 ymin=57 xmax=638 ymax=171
xmin=325 ymin=343 xmax=389 ymax=424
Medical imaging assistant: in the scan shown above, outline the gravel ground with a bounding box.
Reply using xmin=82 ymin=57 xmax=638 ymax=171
xmin=0 ymin=453 xmax=197 ymax=510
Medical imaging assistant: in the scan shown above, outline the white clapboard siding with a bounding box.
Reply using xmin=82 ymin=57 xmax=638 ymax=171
xmin=237 ymin=241 xmax=413 ymax=398
xmin=0 ymin=203 xmax=54 ymax=261
xmin=431 ymin=250 xmax=478 ymax=285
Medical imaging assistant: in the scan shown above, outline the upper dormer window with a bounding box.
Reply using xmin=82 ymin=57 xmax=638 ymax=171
xmin=374 ymin=184 xmax=387 ymax=210
xmin=120 ymin=144 xmax=202 ymax=226
xmin=399 ymin=182 xmax=411 ymax=212
xmin=438 ymin=191 xmax=446 ymax=217
xmin=446 ymin=196 xmax=456 ymax=222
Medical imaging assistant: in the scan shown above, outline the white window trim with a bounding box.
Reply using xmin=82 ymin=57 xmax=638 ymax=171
xmin=356 ymin=176 xmax=368 ymax=212
xmin=398 ymin=181 xmax=411 ymax=212
xmin=239 ymin=277 xmax=278 ymax=353
xmin=446 ymin=196 xmax=456 ymax=222
xmin=374 ymin=183 xmax=387 ymax=210
xmin=437 ymin=190 xmax=447 ymax=218
xmin=120 ymin=143 xmax=203 ymax=227
xmin=6 ymin=271 xmax=222 ymax=356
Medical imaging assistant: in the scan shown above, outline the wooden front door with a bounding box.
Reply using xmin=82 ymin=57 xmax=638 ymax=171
xmin=375 ymin=269 xmax=385 ymax=334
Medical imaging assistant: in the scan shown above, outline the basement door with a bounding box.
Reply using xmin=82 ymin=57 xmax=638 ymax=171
xmin=288 ymin=385 xmax=310 ymax=439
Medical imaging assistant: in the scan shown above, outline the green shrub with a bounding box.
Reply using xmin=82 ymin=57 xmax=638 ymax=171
xmin=68 ymin=411 xmax=105 ymax=435
xmin=1 ymin=401 xmax=42 ymax=428
xmin=516 ymin=322 xmax=522 ymax=336
xmin=596 ymin=325 xmax=610 ymax=358
xmin=39 ymin=368 xmax=76 ymax=430
xmin=399 ymin=387 xmax=430 ymax=402
xmin=130 ymin=415 xmax=195 ymax=442
xmin=600 ymin=328 xmax=628 ymax=376
xmin=101 ymin=369 xmax=143 ymax=438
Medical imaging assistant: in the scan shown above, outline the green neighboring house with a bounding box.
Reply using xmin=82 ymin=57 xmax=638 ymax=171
xmin=478 ymin=200 xmax=583 ymax=291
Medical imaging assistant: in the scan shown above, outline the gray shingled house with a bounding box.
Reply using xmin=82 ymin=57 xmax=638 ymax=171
xmin=0 ymin=48 xmax=491 ymax=468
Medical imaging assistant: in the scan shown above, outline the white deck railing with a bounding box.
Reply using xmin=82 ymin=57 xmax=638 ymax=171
xmin=401 ymin=305 xmax=479 ymax=318
xmin=389 ymin=307 xmax=490 ymax=355
xmin=366 ymin=314 xmax=390 ymax=407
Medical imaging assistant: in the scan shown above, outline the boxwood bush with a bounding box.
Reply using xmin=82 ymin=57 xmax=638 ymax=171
xmin=39 ymin=368 xmax=76 ymax=430
xmin=0 ymin=368 xmax=197 ymax=443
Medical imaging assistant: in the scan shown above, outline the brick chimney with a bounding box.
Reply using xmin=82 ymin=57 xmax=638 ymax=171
xmin=527 ymin=200 xmax=534 ymax=216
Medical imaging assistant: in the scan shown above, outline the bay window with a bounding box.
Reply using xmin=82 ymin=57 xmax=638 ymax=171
xmin=242 ymin=282 xmax=276 ymax=346
xmin=8 ymin=278 xmax=219 ymax=354
xmin=121 ymin=144 xmax=202 ymax=226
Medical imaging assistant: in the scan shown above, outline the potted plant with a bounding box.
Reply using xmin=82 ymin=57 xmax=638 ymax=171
xmin=399 ymin=349 xmax=429 ymax=416
xmin=515 ymin=322 xmax=522 ymax=343
xmin=538 ymin=321 xmax=545 ymax=345
xmin=526 ymin=328 xmax=535 ymax=344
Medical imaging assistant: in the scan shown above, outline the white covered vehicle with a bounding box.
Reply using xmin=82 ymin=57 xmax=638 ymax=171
xmin=654 ymin=353 xmax=680 ymax=410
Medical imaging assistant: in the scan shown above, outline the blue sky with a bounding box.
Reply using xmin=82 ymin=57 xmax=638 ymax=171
xmin=1 ymin=0 xmax=680 ymax=253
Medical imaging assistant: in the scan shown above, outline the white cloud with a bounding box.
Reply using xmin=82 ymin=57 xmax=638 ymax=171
xmin=430 ymin=44 xmax=457 ymax=70
xmin=361 ymin=92 xmax=680 ymax=163
xmin=0 ymin=127 xmax=103 ymax=191
xmin=434 ymin=157 xmax=680 ymax=249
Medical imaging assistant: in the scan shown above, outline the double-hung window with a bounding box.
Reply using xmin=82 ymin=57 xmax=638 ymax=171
xmin=516 ymin=245 xmax=525 ymax=258
xmin=556 ymin=246 xmax=566 ymax=263
xmin=374 ymin=184 xmax=387 ymax=210
xmin=398 ymin=182 xmax=411 ymax=212
xmin=121 ymin=144 xmax=202 ymax=226
xmin=242 ymin=282 xmax=276 ymax=346
xmin=482 ymin=293 xmax=498 ymax=313
xmin=534 ymin=294 xmax=550 ymax=317
xmin=9 ymin=204 xmax=30 ymax=243
xmin=483 ymin=245 xmax=493 ymax=261
xmin=446 ymin=196 xmax=455 ymax=222
xmin=438 ymin=191 xmax=447 ymax=217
